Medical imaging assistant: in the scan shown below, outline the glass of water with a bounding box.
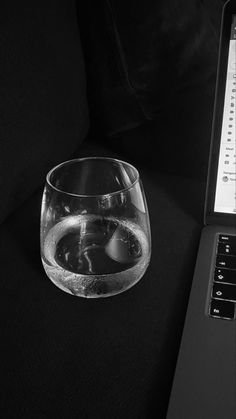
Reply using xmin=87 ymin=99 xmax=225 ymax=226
xmin=40 ymin=157 xmax=151 ymax=298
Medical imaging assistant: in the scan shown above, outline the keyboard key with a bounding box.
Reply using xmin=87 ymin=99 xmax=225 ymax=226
xmin=216 ymin=255 xmax=236 ymax=270
xmin=209 ymin=299 xmax=235 ymax=319
xmin=212 ymin=283 xmax=236 ymax=302
xmin=214 ymin=268 xmax=236 ymax=285
xmin=219 ymin=234 xmax=236 ymax=246
xmin=217 ymin=243 xmax=236 ymax=256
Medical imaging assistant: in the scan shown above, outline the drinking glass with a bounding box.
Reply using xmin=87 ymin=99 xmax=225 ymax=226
xmin=40 ymin=157 xmax=151 ymax=298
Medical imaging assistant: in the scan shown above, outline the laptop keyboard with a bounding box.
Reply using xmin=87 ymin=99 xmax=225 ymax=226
xmin=209 ymin=234 xmax=236 ymax=320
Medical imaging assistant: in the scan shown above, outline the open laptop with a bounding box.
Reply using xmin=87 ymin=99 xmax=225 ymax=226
xmin=167 ymin=1 xmax=236 ymax=418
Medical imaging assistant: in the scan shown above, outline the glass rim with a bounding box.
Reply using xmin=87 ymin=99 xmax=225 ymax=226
xmin=46 ymin=156 xmax=140 ymax=198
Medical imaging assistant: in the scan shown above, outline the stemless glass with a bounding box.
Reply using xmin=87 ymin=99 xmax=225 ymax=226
xmin=40 ymin=157 xmax=151 ymax=298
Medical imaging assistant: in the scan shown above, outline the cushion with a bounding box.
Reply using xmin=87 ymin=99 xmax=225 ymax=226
xmin=0 ymin=1 xmax=89 ymax=223
xmin=77 ymin=0 xmax=221 ymax=135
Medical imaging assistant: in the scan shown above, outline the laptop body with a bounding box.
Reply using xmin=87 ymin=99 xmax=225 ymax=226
xmin=167 ymin=1 xmax=236 ymax=418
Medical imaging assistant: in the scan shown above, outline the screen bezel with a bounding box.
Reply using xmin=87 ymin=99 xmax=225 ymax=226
xmin=205 ymin=1 xmax=236 ymax=226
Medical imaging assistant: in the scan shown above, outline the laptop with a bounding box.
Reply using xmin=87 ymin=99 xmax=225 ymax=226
xmin=167 ymin=1 xmax=236 ymax=418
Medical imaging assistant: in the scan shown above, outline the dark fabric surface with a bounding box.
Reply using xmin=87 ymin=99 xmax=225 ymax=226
xmin=0 ymin=139 xmax=205 ymax=418
xmin=100 ymin=82 xmax=216 ymax=181
xmin=0 ymin=0 xmax=89 ymax=223
xmin=77 ymin=0 xmax=223 ymax=135
xmin=77 ymin=0 xmax=225 ymax=182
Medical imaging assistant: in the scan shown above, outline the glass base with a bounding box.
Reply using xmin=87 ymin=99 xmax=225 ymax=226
xmin=42 ymin=259 xmax=150 ymax=298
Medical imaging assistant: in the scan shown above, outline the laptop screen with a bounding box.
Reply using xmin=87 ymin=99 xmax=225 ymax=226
xmin=214 ymin=15 xmax=236 ymax=215
xmin=205 ymin=9 xmax=236 ymax=225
